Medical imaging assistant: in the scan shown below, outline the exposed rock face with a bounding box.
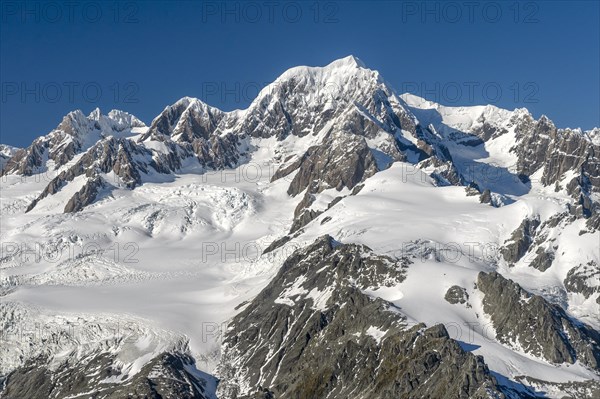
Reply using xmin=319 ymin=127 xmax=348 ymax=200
xmin=289 ymin=208 xmax=321 ymax=233
xmin=2 ymin=109 xmax=145 ymax=177
xmin=501 ymin=218 xmax=541 ymax=265
xmin=270 ymin=129 xmax=381 ymax=219
xmin=25 ymin=137 xmax=151 ymax=212
xmin=217 ymin=236 xmax=506 ymax=399
xmin=2 ymin=352 xmax=210 ymax=399
xmin=511 ymin=116 xmax=600 ymax=224
xmin=479 ymin=188 xmax=491 ymax=201
xmin=0 ymin=144 xmax=20 ymax=172
xmin=232 ymin=56 xmax=419 ymax=142
xmin=4 ymin=57 xmax=599 ymax=224
xmin=445 ymin=285 xmax=469 ymax=305
xmin=499 ymin=213 xmax=571 ymax=272
xmin=2 ymin=140 xmax=48 ymax=176
xmin=188 ymin=132 xmax=247 ymax=170
xmin=2 ymin=57 xmax=600 ymax=398
xmin=139 ymin=97 xmax=225 ymax=142
xmin=1 ymin=104 xmax=248 ymax=213
xmin=512 ymin=114 xmax=556 ymax=178
xmin=407 ymin=96 xmax=600 ymax=226
xmin=247 ymin=57 xmax=457 ymax=205
xmin=288 ymin=194 xmax=345 ymax=234
xmin=529 ymin=247 xmax=555 ymax=272
xmin=540 ymin=128 xmax=600 ymax=192
xmin=64 ymin=175 xmax=106 ymax=213
xmin=417 ymin=156 xmax=463 ymax=186
xmin=471 ymin=117 xmax=509 ymax=142
xmin=563 ymin=261 xmax=600 ymax=301
xmin=465 ymin=181 xmax=482 ymax=196
xmin=586 ymin=211 xmax=600 ymax=232
xmin=477 ymin=272 xmax=600 ymax=369
xmin=23 ymin=122 xmax=247 ymax=213
xmin=279 ymin=131 xmax=379 ymax=197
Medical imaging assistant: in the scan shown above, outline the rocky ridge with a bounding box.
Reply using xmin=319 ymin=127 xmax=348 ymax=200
xmin=217 ymin=236 xmax=507 ymax=399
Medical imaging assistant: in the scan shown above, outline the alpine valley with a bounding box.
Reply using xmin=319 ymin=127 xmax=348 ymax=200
xmin=1 ymin=56 xmax=599 ymax=399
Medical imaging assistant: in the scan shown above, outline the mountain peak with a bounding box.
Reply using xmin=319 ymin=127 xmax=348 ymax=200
xmin=168 ymin=96 xmax=223 ymax=114
xmin=327 ymin=55 xmax=366 ymax=69
xmin=88 ymin=107 xmax=102 ymax=120
xmin=274 ymin=55 xmax=372 ymax=85
xmin=174 ymin=96 xmax=200 ymax=106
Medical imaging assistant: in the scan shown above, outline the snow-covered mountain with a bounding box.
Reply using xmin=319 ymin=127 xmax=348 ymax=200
xmin=0 ymin=144 xmax=20 ymax=171
xmin=1 ymin=56 xmax=598 ymax=398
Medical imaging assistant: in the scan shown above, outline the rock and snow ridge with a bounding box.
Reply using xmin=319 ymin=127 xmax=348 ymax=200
xmin=3 ymin=55 xmax=597 ymax=221
xmin=0 ymin=144 xmax=19 ymax=171
xmin=0 ymin=56 xmax=599 ymax=398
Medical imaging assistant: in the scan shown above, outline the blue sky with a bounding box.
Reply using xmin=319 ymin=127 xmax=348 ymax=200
xmin=1 ymin=0 xmax=599 ymax=147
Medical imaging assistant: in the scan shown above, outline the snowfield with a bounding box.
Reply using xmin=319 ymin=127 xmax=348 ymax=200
xmin=2 ymin=153 xmax=597 ymax=394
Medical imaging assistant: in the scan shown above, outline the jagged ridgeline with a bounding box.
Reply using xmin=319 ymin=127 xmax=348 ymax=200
xmin=2 ymin=56 xmax=598 ymax=229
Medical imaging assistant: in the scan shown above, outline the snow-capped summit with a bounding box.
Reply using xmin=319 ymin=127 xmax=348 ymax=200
xmin=401 ymin=92 xmax=523 ymax=136
xmin=88 ymin=107 xmax=102 ymax=120
xmin=86 ymin=107 xmax=145 ymax=132
xmin=56 ymin=109 xmax=92 ymax=137
xmin=0 ymin=144 xmax=19 ymax=171
xmin=276 ymin=54 xmax=370 ymax=81
xmin=586 ymin=127 xmax=600 ymax=145
xmin=329 ymin=54 xmax=367 ymax=68
xmin=2 ymin=56 xmax=598 ymax=219
xmin=1 ymin=108 xmax=146 ymax=176
xmin=140 ymin=96 xmax=225 ymax=142
xmin=270 ymin=54 xmax=378 ymax=91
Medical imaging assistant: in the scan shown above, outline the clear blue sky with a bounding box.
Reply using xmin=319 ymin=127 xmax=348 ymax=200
xmin=1 ymin=0 xmax=599 ymax=147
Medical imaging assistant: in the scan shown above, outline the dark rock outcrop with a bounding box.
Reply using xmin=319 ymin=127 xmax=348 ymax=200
xmin=511 ymin=115 xmax=600 ymax=225
xmin=1 ymin=141 xmax=47 ymax=176
xmin=64 ymin=175 xmax=106 ymax=213
xmin=25 ymin=137 xmax=150 ymax=212
xmin=563 ymin=261 xmax=600 ymax=301
xmin=465 ymin=181 xmax=482 ymax=196
xmin=480 ymin=189 xmax=492 ymax=204
xmin=501 ymin=218 xmax=540 ymax=265
xmin=529 ymin=247 xmax=555 ymax=272
xmin=477 ymin=271 xmax=600 ymax=369
xmin=2 ymin=352 xmax=210 ymax=399
xmin=445 ymin=285 xmax=469 ymax=305
xmin=275 ymin=130 xmax=379 ymax=198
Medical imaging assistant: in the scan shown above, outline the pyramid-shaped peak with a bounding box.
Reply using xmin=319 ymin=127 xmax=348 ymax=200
xmin=88 ymin=107 xmax=102 ymax=120
xmin=168 ymin=97 xmax=223 ymax=114
xmin=327 ymin=55 xmax=367 ymax=69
